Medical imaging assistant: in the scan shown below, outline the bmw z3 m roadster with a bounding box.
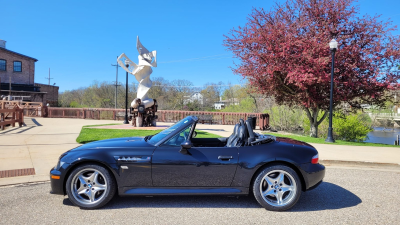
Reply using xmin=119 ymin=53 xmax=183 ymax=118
xmin=50 ymin=116 xmax=325 ymax=211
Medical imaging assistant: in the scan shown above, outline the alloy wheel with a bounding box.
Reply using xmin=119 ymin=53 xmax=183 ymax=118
xmin=259 ymin=169 xmax=297 ymax=207
xmin=70 ymin=169 xmax=108 ymax=205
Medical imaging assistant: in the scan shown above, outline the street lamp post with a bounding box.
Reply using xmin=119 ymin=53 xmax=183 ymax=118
xmin=325 ymin=39 xmax=338 ymax=143
xmin=123 ymin=62 xmax=129 ymax=124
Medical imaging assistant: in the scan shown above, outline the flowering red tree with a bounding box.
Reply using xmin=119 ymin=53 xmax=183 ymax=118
xmin=224 ymin=0 xmax=400 ymax=137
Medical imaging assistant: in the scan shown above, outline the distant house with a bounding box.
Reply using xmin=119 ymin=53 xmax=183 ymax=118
xmin=0 ymin=39 xmax=59 ymax=106
xmin=214 ymin=97 xmax=239 ymax=110
xmin=184 ymin=92 xmax=203 ymax=105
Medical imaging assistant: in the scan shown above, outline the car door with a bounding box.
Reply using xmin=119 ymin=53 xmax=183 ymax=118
xmin=152 ymin=125 xmax=239 ymax=187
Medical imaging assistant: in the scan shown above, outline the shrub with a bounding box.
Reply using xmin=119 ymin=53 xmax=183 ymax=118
xmin=332 ymin=112 xmax=373 ymax=142
xmin=303 ymin=111 xmax=372 ymax=142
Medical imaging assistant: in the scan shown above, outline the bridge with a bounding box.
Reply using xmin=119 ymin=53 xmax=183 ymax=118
xmin=369 ymin=113 xmax=400 ymax=126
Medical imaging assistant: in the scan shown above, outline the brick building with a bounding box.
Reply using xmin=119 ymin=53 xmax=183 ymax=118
xmin=34 ymin=83 xmax=59 ymax=106
xmin=0 ymin=39 xmax=59 ymax=106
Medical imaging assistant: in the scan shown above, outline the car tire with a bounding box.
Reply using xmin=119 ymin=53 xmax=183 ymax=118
xmin=253 ymin=164 xmax=302 ymax=211
xmin=66 ymin=164 xmax=116 ymax=209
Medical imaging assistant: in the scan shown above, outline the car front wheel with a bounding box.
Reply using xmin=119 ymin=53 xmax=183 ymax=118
xmin=253 ymin=165 xmax=302 ymax=211
xmin=66 ymin=164 xmax=116 ymax=209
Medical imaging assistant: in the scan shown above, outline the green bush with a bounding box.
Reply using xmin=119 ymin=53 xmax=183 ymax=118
xmin=332 ymin=112 xmax=373 ymax=142
xmin=302 ymin=111 xmax=372 ymax=142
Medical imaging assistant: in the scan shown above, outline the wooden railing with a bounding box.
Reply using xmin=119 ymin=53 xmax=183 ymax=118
xmin=46 ymin=107 xmax=270 ymax=130
xmin=0 ymin=106 xmax=24 ymax=130
xmin=0 ymin=100 xmax=45 ymax=117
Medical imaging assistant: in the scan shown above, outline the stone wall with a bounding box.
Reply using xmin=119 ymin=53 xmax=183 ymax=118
xmin=0 ymin=48 xmax=36 ymax=85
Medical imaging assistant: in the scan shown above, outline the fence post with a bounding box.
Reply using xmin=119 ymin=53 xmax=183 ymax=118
xmin=62 ymin=110 xmax=65 ymax=118
xmin=12 ymin=109 xmax=15 ymax=127
xmin=0 ymin=113 xmax=3 ymax=130
xmin=20 ymin=109 xmax=24 ymax=126
xmin=98 ymin=111 xmax=101 ymax=120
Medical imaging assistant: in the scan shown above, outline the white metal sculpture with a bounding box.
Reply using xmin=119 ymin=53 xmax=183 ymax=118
xmin=117 ymin=36 xmax=157 ymax=109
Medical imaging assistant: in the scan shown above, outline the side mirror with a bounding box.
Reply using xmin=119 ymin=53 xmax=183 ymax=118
xmin=180 ymin=140 xmax=192 ymax=154
xmin=192 ymin=131 xmax=197 ymax=138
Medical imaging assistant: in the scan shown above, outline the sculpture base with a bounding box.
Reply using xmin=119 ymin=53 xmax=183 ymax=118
xmin=130 ymin=99 xmax=158 ymax=128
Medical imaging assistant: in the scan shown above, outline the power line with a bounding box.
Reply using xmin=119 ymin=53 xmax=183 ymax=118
xmin=151 ymin=84 xmax=240 ymax=88
xmin=158 ymin=54 xmax=231 ymax=64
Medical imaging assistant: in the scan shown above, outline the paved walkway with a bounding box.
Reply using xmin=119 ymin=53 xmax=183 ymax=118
xmin=0 ymin=117 xmax=399 ymax=186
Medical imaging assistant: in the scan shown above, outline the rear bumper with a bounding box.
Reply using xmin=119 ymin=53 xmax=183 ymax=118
xmin=300 ymin=163 xmax=325 ymax=191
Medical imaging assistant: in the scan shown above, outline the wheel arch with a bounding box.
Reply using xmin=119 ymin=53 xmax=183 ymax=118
xmin=62 ymin=160 xmax=118 ymax=195
xmin=250 ymin=161 xmax=307 ymax=192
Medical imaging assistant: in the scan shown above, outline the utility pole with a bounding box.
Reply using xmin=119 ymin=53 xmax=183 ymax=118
xmin=45 ymin=68 xmax=53 ymax=85
xmin=111 ymin=57 xmax=121 ymax=109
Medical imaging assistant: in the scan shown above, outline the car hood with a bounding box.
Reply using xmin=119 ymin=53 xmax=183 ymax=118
xmin=71 ymin=137 xmax=154 ymax=152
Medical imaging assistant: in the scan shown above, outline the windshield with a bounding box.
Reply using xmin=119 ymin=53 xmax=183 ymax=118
xmin=147 ymin=117 xmax=194 ymax=145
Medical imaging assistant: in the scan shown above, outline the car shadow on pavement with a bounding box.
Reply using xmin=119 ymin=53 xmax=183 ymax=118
xmin=62 ymin=182 xmax=361 ymax=211
xmin=291 ymin=182 xmax=362 ymax=211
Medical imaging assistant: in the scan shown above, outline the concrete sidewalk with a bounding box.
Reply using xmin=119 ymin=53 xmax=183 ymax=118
xmin=0 ymin=117 xmax=399 ymax=186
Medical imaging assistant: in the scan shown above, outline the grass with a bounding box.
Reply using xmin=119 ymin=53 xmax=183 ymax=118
xmin=76 ymin=127 xmax=222 ymax=144
xmin=83 ymin=123 xmax=121 ymax=128
xmin=264 ymin=132 xmax=399 ymax=148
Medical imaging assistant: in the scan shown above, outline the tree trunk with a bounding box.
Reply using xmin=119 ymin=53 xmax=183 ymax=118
xmin=310 ymin=122 xmax=318 ymax=138
xmin=302 ymin=106 xmax=328 ymax=138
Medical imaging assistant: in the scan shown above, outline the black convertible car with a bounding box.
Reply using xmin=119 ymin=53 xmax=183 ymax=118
xmin=50 ymin=116 xmax=325 ymax=211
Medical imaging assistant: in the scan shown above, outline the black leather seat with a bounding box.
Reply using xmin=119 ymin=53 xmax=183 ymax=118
xmin=226 ymin=123 xmax=240 ymax=147
xmin=236 ymin=119 xmax=248 ymax=147
xmin=245 ymin=118 xmax=256 ymax=143
xmin=226 ymin=119 xmax=249 ymax=147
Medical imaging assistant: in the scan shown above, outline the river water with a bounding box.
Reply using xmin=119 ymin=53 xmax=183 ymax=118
xmin=365 ymin=127 xmax=400 ymax=145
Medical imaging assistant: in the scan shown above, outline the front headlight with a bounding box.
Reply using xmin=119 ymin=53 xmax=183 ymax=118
xmin=55 ymin=152 xmax=69 ymax=170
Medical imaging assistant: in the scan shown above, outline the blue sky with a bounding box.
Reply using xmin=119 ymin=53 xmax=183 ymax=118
xmin=1 ymin=0 xmax=399 ymax=92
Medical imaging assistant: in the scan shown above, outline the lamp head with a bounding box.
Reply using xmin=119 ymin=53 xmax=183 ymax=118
xmin=329 ymin=39 xmax=338 ymax=50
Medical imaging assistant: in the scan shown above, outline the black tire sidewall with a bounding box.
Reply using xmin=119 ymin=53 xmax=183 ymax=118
xmin=253 ymin=165 xmax=302 ymax=211
xmin=66 ymin=164 xmax=116 ymax=209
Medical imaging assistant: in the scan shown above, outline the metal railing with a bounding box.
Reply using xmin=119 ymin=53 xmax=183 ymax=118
xmin=45 ymin=107 xmax=270 ymax=130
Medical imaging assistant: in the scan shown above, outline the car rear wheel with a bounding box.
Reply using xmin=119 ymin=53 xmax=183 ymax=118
xmin=66 ymin=164 xmax=116 ymax=209
xmin=253 ymin=165 xmax=302 ymax=211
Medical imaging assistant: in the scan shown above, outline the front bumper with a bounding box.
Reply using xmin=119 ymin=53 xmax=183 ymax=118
xmin=300 ymin=163 xmax=325 ymax=191
xmin=50 ymin=163 xmax=70 ymax=195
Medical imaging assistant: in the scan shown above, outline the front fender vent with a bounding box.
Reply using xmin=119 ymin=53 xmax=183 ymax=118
xmin=114 ymin=156 xmax=151 ymax=162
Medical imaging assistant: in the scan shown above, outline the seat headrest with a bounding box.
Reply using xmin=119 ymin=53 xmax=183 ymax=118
xmin=238 ymin=125 xmax=246 ymax=139
xmin=234 ymin=123 xmax=240 ymax=135
xmin=245 ymin=119 xmax=255 ymax=142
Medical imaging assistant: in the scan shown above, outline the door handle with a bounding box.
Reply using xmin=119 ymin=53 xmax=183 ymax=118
xmin=218 ymin=155 xmax=233 ymax=160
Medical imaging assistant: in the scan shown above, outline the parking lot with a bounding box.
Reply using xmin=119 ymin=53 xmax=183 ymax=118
xmin=1 ymin=166 xmax=399 ymax=224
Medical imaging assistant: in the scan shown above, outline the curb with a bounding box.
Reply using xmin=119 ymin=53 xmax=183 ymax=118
xmin=320 ymin=160 xmax=400 ymax=169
